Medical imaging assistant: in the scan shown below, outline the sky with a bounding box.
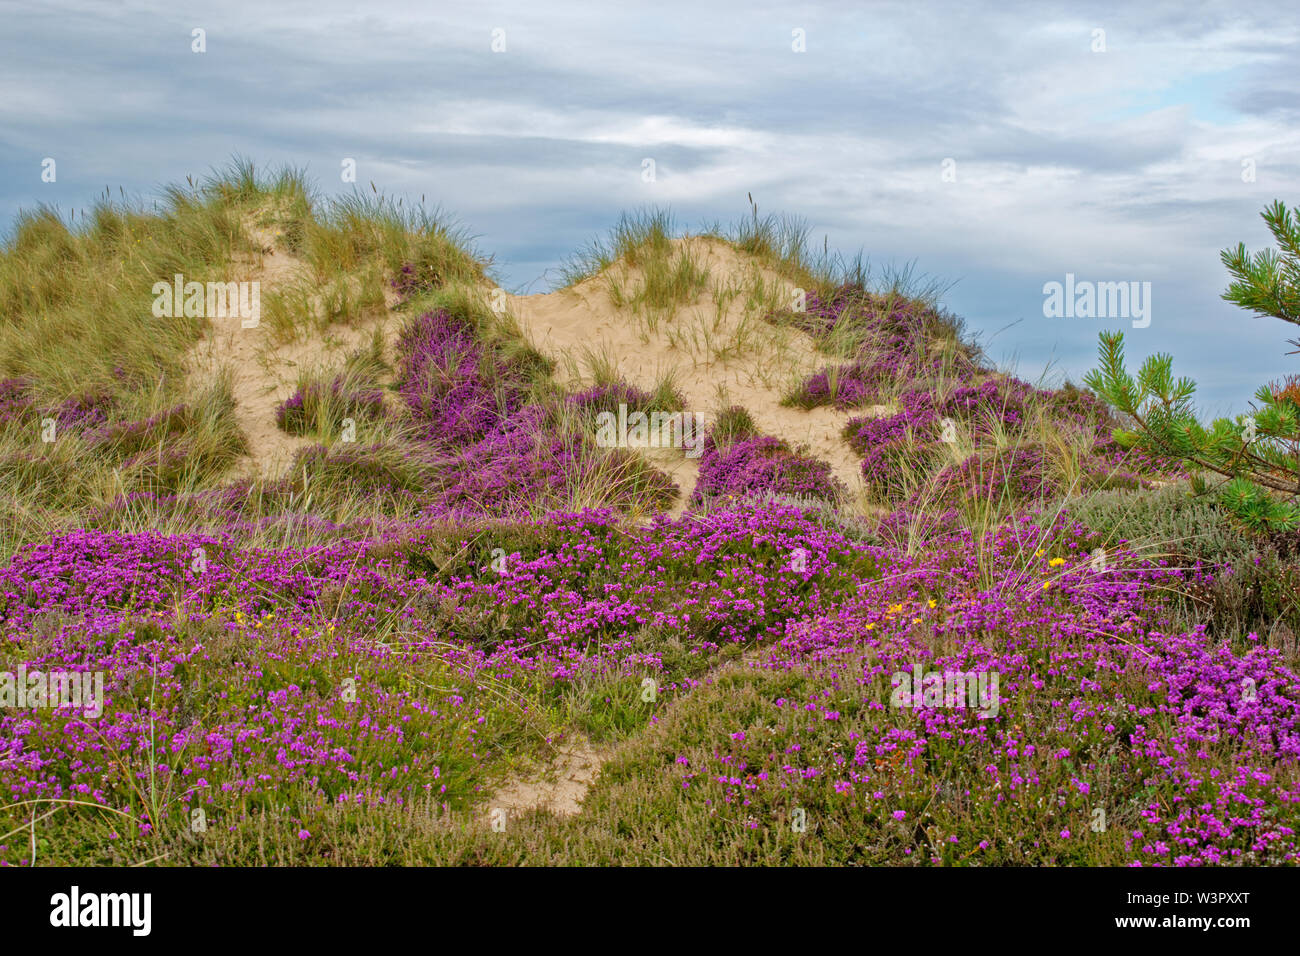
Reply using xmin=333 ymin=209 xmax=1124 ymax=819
xmin=1 ymin=0 xmax=1298 ymax=414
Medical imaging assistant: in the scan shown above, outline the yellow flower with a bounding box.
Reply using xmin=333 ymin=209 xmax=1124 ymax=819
xmin=1043 ymin=581 xmax=1052 ymax=590
xmin=927 ymin=599 xmax=937 ymax=609
xmin=912 ymin=617 xmax=922 ymax=625
xmin=1035 ymin=549 xmax=1044 ymax=557
xmin=1049 ymin=557 xmax=1065 ymax=567
xmin=865 ymin=622 xmax=876 ymax=630
xmin=887 ymin=603 xmax=903 ymax=614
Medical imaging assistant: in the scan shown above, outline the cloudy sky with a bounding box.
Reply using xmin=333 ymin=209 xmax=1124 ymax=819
xmin=2 ymin=0 xmax=1297 ymax=411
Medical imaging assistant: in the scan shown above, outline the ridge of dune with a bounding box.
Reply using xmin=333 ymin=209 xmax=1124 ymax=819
xmin=507 ymin=237 xmax=870 ymax=510
xmin=184 ymin=227 xmax=877 ymax=506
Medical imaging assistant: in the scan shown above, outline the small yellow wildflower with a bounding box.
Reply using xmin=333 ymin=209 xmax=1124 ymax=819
xmin=1035 ymin=549 xmax=1044 ymax=557
xmin=927 ymin=599 xmax=937 ymax=609
xmin=1048 ymin=557 xmax=1065 ymax=567
xmin=1043 ymin=581 xmax=1052 ymax=590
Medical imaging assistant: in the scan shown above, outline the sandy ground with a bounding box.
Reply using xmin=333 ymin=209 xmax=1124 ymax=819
xmin=486 ymin=737 xmax=606 ymax=820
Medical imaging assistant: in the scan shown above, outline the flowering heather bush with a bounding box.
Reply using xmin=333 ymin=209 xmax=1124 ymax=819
xmin=1042 ymin=381 xmax=1112 ymax=428
xmin=791 ymin=350 xmax=960 ymax=411
xmin=275 ymin=376 xmax=386 ymax=435
xmin=788 ymin=364 xmax=877 ymax=409
xmin=567 ymin=381 xmax=658 ymax=417
xmin=691 ymin=431 xmax=844 ymax=507
xmin=428 ymin=404 xmax=678 ymax=517
xmin=939 ymin=379 xmax=1030 ymax=432
xmin=0 ymin=378 xmax=30 ymax=425
xmin=52 ymin=390 xmax=112 ymax=432
xmin=836 ymin=363 xmax=1181 ymax=510
xmin=778 ymin=286 xmax=861 ymax=339
xmin=84 ymin=403 xmax=189 ymax=456
xmin=0 ymin=379 xmax=113 ymax=434
xmin=783 ymin=287 xmax=979 ymax=409
xmin=843 ymin=391 xmax=949 ymax=502
xmin=396 ymin=309 xmax=528 ymax=447
xmin=843 ymin=390 xmax=935 ymax=456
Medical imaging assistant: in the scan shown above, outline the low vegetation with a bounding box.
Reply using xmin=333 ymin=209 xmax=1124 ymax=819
xmin=0 ymin=165 xmax=1296 ymax=866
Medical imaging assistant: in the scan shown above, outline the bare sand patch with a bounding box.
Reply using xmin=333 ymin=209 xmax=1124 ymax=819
xmin=487 ymin=737 xmax=606 ymax=819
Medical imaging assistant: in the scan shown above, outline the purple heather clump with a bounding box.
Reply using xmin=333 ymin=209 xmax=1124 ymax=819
xmin=691 ymin=432 xmax=844 ymax=506
xmin=388 ymin=313 xmax=675 ymax=517
xmin=843 ymin=390 xmax=947 ymax=502
xmin=426 ymin=404 xmax=677 ymax=517
xmin=567 ymin=381 xmax=659 ymax=416
xmin=84 ymin=403 xmax=189 ymax=455
xmin=427 ymin=404 xmax=571 ymax=515
xmin=782 ymin=285 xmax=862 ymax=339
xmin=785 ymin=289 xmax=981 ymax=409
xmin=939 ymin=379 xmax=1028 ymax=431
xmin=53 ymin=392 xmax=112 ymax=432
xmin=0 ymin=379 xmax=112 ymax=433
xmin=0 ymin=378 xmax=32 ymax=425
xmin=928 ymin=445 xmax=1058 ymax=506
xmin=791 ymin=366 xmax=875 ymax=408
xmin=844 ymin=389 xmax=937 ymax=457
xmin=396 ymin=309 xmax=526 ymax=448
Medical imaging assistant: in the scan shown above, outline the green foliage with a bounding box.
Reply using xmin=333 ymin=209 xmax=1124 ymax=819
xmin=1085 ymin=201 xmax=1300 ymax=532
xmin=1066 ymin=483 xmax=1300 ymax=643
xmin=1220 ymin=199 xmax=1300 ymax=326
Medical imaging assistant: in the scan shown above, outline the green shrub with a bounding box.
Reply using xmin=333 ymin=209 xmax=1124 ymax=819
xmin=1067 ymin=483 xmax=1300 ymax=643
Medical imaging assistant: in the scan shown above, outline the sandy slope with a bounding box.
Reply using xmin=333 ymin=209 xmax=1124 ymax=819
xmin=487 ymin=737 xmax=606 ymax=820
xmin=194 ymin=229 xmax=872 ymax=513
xmin=508 ymin=237 xmax=868 ymax=509
xmin=185 ymin=221 xmax=398 ymax=479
